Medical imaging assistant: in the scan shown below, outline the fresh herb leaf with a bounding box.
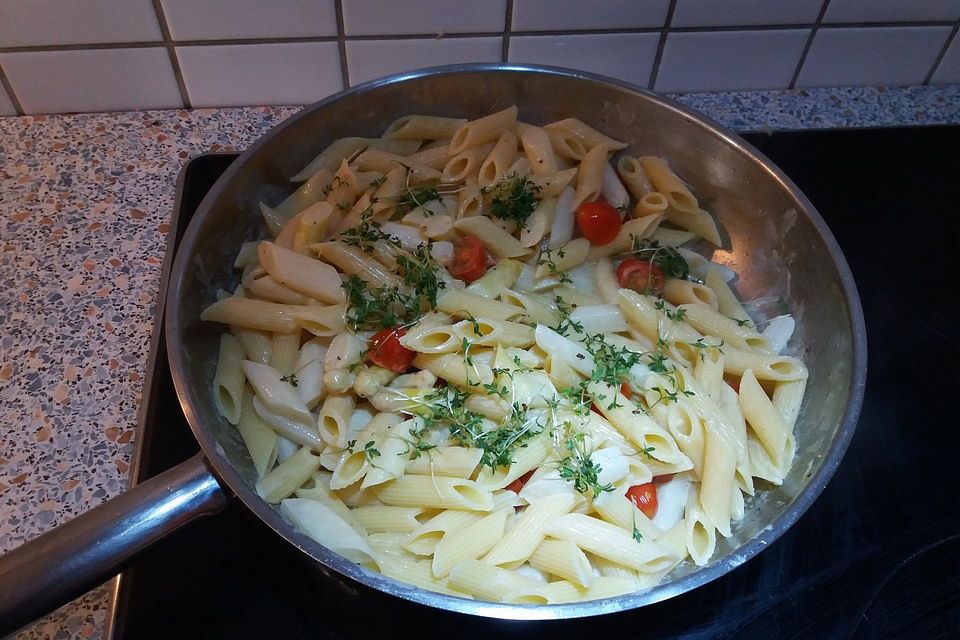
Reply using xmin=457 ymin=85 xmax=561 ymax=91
xmin=735 ymin=318 xmax=752 ymax=327
xmin=279 ymin=372 xmax=299 ymax=387
xmin=627 ymin=238 xmax=690 ymax=280
xmin=654 ymin=299 xmax=687 ymax=322
xmin=346 ymin=439 xmax=357 ymax=452
xmin=395 ymin=185 xmax=443 ymax=214
xmin=395 ymin=243 xmax=445 ymax=307
xmin=557 ymin=429 xmax=613 ymax=496
xmin=484 ymin=173 xmax=541 ymax=226
xmin=632 ymin=525 xmax=643 ymax=543
xmin=339 ymin=209 xmax=400 ymax=254
xmin=363 ymin=440 xmax=381 ymax=460
xmin=320 ymin=175 xmax=346 ymax=197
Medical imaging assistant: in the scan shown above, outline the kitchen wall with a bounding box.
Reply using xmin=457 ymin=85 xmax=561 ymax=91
xmin=0 ymin=0 xmax=957 ymax=115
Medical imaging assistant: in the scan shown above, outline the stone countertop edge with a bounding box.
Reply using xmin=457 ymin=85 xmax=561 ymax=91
xmin=0 ymin=84 xmax=957 ymax=640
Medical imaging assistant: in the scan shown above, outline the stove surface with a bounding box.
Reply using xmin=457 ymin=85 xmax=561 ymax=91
xmin=114 ymin=127 xmax=960 ymax=639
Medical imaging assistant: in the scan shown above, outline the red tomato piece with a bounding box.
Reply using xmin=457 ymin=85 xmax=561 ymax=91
xmin=730 ymin=380 xmax=741 ymax=394
xmin=449 ymin=236 xmax=488 ymax=283
xmin=505 ymin=470 xmax=535 ymax=494
xmin=652 ymin=474 xmax=674 ymax=484
xmin=620 ymin=382 xmax=633 ymax=399
xmin=576 ymin=201 xmax=622 ymax=245
xmin=368 ymin=327 xmax=416 ymax=373
xmin=616 ymin=259 xmax=666 ymax=295
xmin=626 ymin=482 xmax=658 ymax=519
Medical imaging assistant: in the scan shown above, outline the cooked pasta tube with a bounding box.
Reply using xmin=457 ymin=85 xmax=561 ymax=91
xmin=465 ymin=258 xmax=523 ymax=298
xmin=452 ymin=317 xmax=535 ymax=348
xmin=432 ymin=507 xmax=511 ymax=577
xmin=483 ymin=493 xmax=577 ymax=567
xmin=544 ymin=513 xmax=676 ymax=573
xmin=478 ymin=129 xmax=518 ymax=187
xmin=449 ymin=106 xmax=518 ymax=155
xmin=521 ymin=125 xmax=559 ymax=174
xmin=255 ymin=446 xmax=321 ymax=503
xmin=527 ymin=168 xmax=577 ymax=198
xmin=213 ymin=333 xmax=245 ymax=425
xmin=258 ymin=241 xmax=346 ymax=303
xmin=664 ymin=280 xmax=718 ymax=310
xmin=453 ymin=216 xmax=532 ymax=258
xmin=384 ymin=114 xmax=467 ymax=140
xmin=545 ymin=118 xmax=628 ymax=152
xmin=236 ymin=389 xmax=278 ymax=479
xmin=376 ymin=476 xmax=494 ymax=511
xmin=436 ymin=288 xmax=524 ymax=322
xmin=616 ymin=155 xmax=654 ymax=200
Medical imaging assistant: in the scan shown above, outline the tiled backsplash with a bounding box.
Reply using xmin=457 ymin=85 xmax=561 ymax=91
xmin=0 ymin=0 xmax=957 ymax=115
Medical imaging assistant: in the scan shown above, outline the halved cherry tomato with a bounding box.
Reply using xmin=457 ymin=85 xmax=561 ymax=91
xmin=505 ymin=470 xmax=535 ymax=494
xmin=626 ymin=482 xmax=658 ymax=519
xmin=576 ymin=201 xmax=622 ymax=245
xmin=368 ymin=327 xmax=416 ymax=373
xmin=616 ymin=259 xmax=665 ymax=295
xmin=620 ymin=382 xmax=632 ymax=399
xmin=448 ymin=236 xmax=488 ymax=283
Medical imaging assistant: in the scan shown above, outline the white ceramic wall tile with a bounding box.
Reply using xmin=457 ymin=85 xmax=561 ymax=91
xmin=796 ymin=26 xmax=952 ymax=87
xmin=160 ymin=0 xmax=336 ymax=41
xmin=656 ymin=30 xmax=808 ymax=92
xmin=671 ymin=0 xmax=823 ymax=27
xmin=509 ymin=33 xmax=659 ymax=87
xmin=346 ymin=37 xmax=501 ymax=85
xmin=177 ymin=43 xmax=342 ymax=108
xmin=823 ymin=0 xmax=960 ymax=23
xmin=342 ymin=0 xmax=506 ymax=36
xmin=511 ymin=0 xmax=669 ymax=31
xmin=0 ymin=48 xmax=181 ymax=114
xmin=931 ymin=34 xmax=960 ymax=84
xmin=0 ymin=85 xmax=16 ymax=116
xmin=0 ymin=0 xmax=161 ymax=47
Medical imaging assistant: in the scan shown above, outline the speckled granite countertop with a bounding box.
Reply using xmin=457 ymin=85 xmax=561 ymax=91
xmin=1 ymin=85 xmax=957 ymax=639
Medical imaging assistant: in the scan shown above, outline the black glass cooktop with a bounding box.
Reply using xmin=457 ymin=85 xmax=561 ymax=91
xmin=113 ymin=126 xmax=960 ymax=640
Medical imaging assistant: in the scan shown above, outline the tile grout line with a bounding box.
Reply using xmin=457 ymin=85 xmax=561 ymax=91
xmin=789 ymin=0 xmax=831 ymax=89
xmin=0 ymin=62 xmax=25 ymax=115
xmin=923 ymin=21 xmax=959 ymax=84
xmin=648 ymin=0 xmax=678 ymax=91
xmin=334 ymin=0 xmax=350 ymax=89
xmin=501 ymin=0 xmax=514 ymax=63
xmin=150 ymin=0 xmax=191 ymax=108
xmin=0 ymin=20 xmax=957 ymax=55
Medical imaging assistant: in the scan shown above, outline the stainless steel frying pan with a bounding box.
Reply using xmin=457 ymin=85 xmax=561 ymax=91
xmin=0 ymin=64 xmax=866 ymax=635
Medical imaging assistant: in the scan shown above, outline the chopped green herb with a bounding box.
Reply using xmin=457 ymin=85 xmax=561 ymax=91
xmin=735 ymin=318 xmax=752 ymax=327
xmin=557 ymin=430 xmax=613 ymax=496
xmin=484 ymin=173 xmax=541 ymax=226
xmin=632 ymin=525 xmax=644 ymax=543
xmin=654 ymin=299 xmax=687 ymax=322
xmin=627 ymin=238 xmax=690 ymax=280
xmin=395 ymin=185 xmax=443 ymax=214
xmin=279 ymin=372 xmax=299 ymax=387
xmin=320 ymin=175 xmax=346 ymax=197
xmin=363 ymin=441 xmax=381 ymax=460
xmin=395 ymin=243 xmax=446 ymax=307
xmin=339 ymin=209 xmax=400 ymax=254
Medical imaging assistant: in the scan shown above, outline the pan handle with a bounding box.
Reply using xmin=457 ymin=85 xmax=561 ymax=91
xmin=0 ymin=452 xmax=230 ymax=636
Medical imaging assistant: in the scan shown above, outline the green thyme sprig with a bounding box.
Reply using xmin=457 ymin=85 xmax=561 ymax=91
xmin=484 ymin=173 xmax=541 ymax=226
